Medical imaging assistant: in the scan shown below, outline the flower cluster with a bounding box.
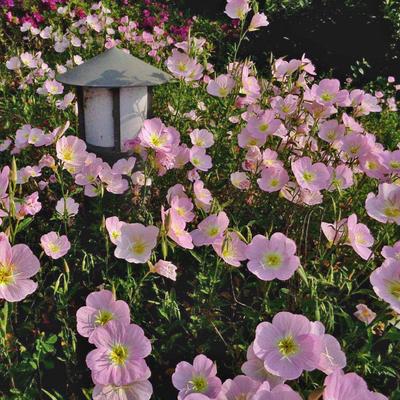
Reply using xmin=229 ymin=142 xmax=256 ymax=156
xmin=77 ymin=289 xmax=153 ymax=399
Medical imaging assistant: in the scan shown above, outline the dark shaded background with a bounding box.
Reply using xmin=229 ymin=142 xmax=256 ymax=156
xmin=180 ymin=0 xmax=400 ymax=84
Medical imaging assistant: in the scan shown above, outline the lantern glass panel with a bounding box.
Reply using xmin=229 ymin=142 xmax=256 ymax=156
xmin=84 ymin=87 xmax=114 ymax=148
xmin=120 ymin=86 xmax=148 ymax=151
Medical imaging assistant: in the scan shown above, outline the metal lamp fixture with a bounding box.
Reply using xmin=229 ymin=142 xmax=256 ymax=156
xmin=56 ymin=47 xmax=171 ymax=159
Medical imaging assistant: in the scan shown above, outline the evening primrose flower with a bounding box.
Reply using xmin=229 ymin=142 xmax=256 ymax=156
xmin=213 ymin=231 xmax=247 ymax=267
xmin=193 ymin=180 xmax=213 ymax=212
xmin=189 ymin=147 xmax=212 ymax=171
xmin=138 ymin=118 xmax=179 ymax=153
xmin=93 ymin=378 xmax=153 ymax=400
xmin=56 ymin=135 xmax=87 ymax=167
xmin=246 ymin=233 xmax=300 ymax=281
xmin=172 ymin=354 xmax=222 ymax=400
xmin=40 ymin=231 xmax=70 ymax=259
xmin=253 ymin=312 xmax=321 ymax=380
xmin=105 ymin=216 xmax=126 ymax=245
xmin=354 ymin=304 xmax=376 ymax=325
xmin=151 ymin=260 xmax=177 ymax=281
xmin=220 ymin=375 xmax=260 ymax=400
xmin=207 ymin=74 xmax=235 ymax=98
xmin=56 ymin=197 xmax=79 ymax=218
xmin=190 ymin=129 xmax=214 ymax=149
xmin=365 ymin=183 xmax=400 ymax=224
xmin=76 ymin=290 xmax=130 ymax=340
xmin=249 ymin=12 xmax=269 ymax=31
xmin=292 ymin=157 xmax=331 ymax=192
xmin=231 ymin=171 xmax=250 ymax=190
xmin=253 ymin=384 xmax=302 ymax=400
xmin=347 ymin=213 xmax=374 ymax=260
xmin=257 ymin=166 xmax=289 ymax=193
xmin=114 ymin=223 xmax=159 ymax=264
xmin=0 ymin=233 xmax=40 ymax=302
xmin=381 ymin=240 xmax=400 ymax=261
xmin=86 ymin=320 xmax=151 ymax=386
xmin=370 ymin=259 xmax=400 ymax=313
xmin=191 ymin=212 xmax=230 ymax=246
xmin=224 ymin=0 xmax=250 ymax=20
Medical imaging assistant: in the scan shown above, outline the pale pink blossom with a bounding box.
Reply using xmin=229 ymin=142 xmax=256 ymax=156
xmin=190 ymin=129 xmax=214 ymax=148
xmin=114 ymin=223 xmax=159 ymax=263
xmin=56 ymin=197 xmax=79 ymax=217
xmin=191 ymin=212 xmax=230 ymax=246
xmin=207 ymin=74 xmax=235 ymax=98
xmin=151 ymin=260 xmax=177 ymax=281
xmin=249 ymin=13 xmax=269 ymax=31
xmin=354 ymin=304 xmax=376 ymax=325
xmin=40 ymin=231 xmax=70 ymax=259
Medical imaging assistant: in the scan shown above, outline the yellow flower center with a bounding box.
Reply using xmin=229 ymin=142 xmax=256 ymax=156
xmin=111 ymin=231 xmax=121 ymax=240
xmin=178 ymin=62 xmax=187 ymax=72
xmin=48 ymin=243 xmax=61 ymax=253
xmin=191 ymin=375 xmax=208 ymax=392
xmin=259 ymin=123 xmax=269 ymax=132
xmin=109 ymin=344 xmax=129 ymax=366
xmin=195 ymin=139 xmax=205 ymax=147
xmin=132 ymin=241 xmax=146 ymax=255
xmin=270 ymin=178 xmax=279 ymax=187
xmin=277 ymin=336 xmax=299 ymax=357
xmin=263 ymin=252 xmax=282 ymax=268
xmin=0 ymin=264 xmax=13 ymax=286
xmin=384 ymin=206 xmax=400 ymax=219
xmin=390 ymin=161 xmax=400 ymax=169
xmin=389 ymin=281 xmax=400 ymax=300
xmin=62 ymin=148 xmax=74 ymax=162
xmin=95 ymin=310 xmax=114 ymax=326
xmin=327 ymin=131 xmax=336 ymax=141
xmin=321 ymin=92 xmax=334 ymax=102
xmin=302 ymin=171 xmax=315 ymax=183
xmin=218 ymin=87 xmax=228 ymax=97
xmin=207 ymin=226 xmax=219 ymax=237
xmin=150 ymin=134 xmax=162 ymax=147
xmin=366 ymin=161 xmax=378 ymax=170
xmin=192 ymin=157 xmax=200 ymax=166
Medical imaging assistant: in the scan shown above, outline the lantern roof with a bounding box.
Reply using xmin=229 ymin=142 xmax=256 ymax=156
xmin=56 ymin=47 xmax=172 ymax=88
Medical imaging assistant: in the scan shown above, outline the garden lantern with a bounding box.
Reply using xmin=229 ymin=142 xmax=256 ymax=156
xmin=56 ymin=47 xmax=171 ymax=159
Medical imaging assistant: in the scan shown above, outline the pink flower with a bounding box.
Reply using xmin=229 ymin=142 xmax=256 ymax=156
xmin=93 ymin=378 xmax=153 ymax=400
xmin=253 ymin=384 xmax=302 ymax=400
xmin=112 ymin=157 xmax=136 ymax=175
xmin=138 ymin=118 xmax=180 ymax=153
xmin=151 ymin=260 xmax=177 ymax=281
xmin=105 ymin=217 xmax=125 ymax=245
xmin=172 ymin=354 xmax=222 ymax=399
xmin=292 ymin=157 xmax=331 ymax=191
xmin=193 ymin=180 xmax=213 ymax=212
xmin=321 ymin=219 xmax=347 ymax=245
xmin=381 ymin=240 xmax=400 ymax=261
xmin=312 ymin=79 xmax=349 ymax=106
xmin=189 ymin=147 xmax=212 ymax=171
xmin=76 ymin=290 xmax=130 ymax=340
xmin=0 ymin=166 xmax=9 ymax=199
xmin=257 ymin=166 xmax=289 ymax=192
xmin=56 ymin=92 xmax=75 ymax=110
xmin=86 ymin=320 xmax=151 ymax=386
xmin=231 ymin=172 xmax=250 ymax=190
xmin=166 ymin=49 xmax=203 ymax=82
xmin=190 ymin=129 xmax=214 ymax=148
xmin=163 ymin=208 xmax=194 ymax=250
xmin=207 ymin=74 xmax=235 ymax=98
xmin=225 ymin=0 xmax=250 ymax=19
xmin=354 ymin=304 xmax=376 ymax=325
xmin=323 ymin=370 xmax=378 ymax=400
xmin=220 ymin=375 xmax=260 ymax=399
xmin=366 ymin=183 xmax=400 ymax=224
xmin=253 ymin=312 xmax=321 ymax=380
xmin=328 ymin=165 xmax=353 ymax=191
xmin=346 ymin=214 xmax=374 ymax=260
xmin=191 ymin=212 xmax=230 ymax=246
xmin=246 ymin=233 xmax=300 ymax=281
xmin=56 ymin=197 xmax=79 ymax=217
xmin=56 ymin=135 xmax=87 ymax=167
xmin=213 ymin=231 xmax=247 ymax=267
xmin=171 ymin=196 xmax=195 ymax=223
xmin=370 ymin=259 xmax=400 ymax=313
xmin=0 ymin=234 xmax=40 ymax=302
xmin=249 ymin=13 xmax=269 ymax=31
xmin=310 ymin=321 xmax=346 ymax=375
xmin=241 ymin=343 xmax=285 ymax=388
xmin=6 ymin=56 xmax=21 ymax=70
xmin=40 ymin=231 xmax=70 ymax=259
xmin=247 ymin=110 xmax=281 ymax=138
xmin=43 ymin=79 xmax=64 ymax=95
xmin=114 ymin=223 xmax=159 ymax=263
xmin=318 ymin=120 xmax=345 ymax=143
